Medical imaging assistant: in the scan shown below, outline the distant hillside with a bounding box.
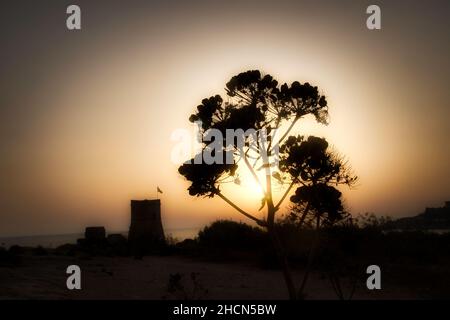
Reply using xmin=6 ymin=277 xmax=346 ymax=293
xmin=385 ymin=201 xmax=450 ymax=231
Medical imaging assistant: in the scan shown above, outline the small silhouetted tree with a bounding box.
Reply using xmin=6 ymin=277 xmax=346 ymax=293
xmin=281 ymin=136 xmax=357 ymax=297
xmin=178 ymin=70 xmax=357 ymax=299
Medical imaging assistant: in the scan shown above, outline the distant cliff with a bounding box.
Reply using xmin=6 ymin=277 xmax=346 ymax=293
xmin=385 ymin=201 xmax=450 ymax=230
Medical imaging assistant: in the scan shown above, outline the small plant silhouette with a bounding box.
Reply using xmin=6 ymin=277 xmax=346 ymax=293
xmin=166 ymin=272 xmax=209 ymax=300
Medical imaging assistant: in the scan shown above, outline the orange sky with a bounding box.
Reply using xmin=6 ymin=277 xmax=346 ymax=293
xmin=0 ymin=0 xmax=449 ymax=236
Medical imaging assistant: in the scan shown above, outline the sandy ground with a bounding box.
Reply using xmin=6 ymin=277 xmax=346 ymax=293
xmin=0 ymin=253 xmax=421 ymax=300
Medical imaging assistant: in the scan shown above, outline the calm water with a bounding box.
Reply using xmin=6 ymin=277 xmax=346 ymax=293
xmin=3 ymin=228 xmax=447 ymax=249
xmin=0 ymin=228 xmax=199 ymax=249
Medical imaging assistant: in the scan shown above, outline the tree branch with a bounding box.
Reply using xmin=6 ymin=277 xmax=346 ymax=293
xmin=274 ymin=179 xmax=297 ymax=210
xmin=270 ymin=115 xmax=300 ymax=153
xmin=266 ymin=117 xmax=281 ymax=155
xmin=297 ymin=202 xmax=310 ymax=229
xmin=243 ymin=148 xmax=266 ymax=196
xmin=216 ymin=191 xmax=266 ymax=226
xmin=264 ymin=156 xmax=276 ymax=226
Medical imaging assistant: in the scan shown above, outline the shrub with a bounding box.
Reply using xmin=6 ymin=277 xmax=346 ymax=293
xmin=197 ymin=220 xmax=268 ymax=250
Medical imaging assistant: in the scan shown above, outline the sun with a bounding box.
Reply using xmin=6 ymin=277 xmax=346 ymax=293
xmin=232 ymin=168 xmax=266 ymax=202
xmin=242 ymin=174 xmax=265 ymax=199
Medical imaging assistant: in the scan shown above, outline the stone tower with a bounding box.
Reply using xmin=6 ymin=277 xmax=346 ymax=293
xmin=128 ymin=199 xmax=166 ymax=255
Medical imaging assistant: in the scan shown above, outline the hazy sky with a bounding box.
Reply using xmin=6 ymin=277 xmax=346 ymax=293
xmin=0 ymin=0 xmax=449 ymax=237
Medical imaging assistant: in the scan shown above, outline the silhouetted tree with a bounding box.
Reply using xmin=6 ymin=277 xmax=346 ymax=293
xmin=278 ymin=135 xmax=357 ymax=297
xmin=281 ymin=135 xmax=356 ymax=228
xmin=178 ymin=70 xmax=357 ymax=299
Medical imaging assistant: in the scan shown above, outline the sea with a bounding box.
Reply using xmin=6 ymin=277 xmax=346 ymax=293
xmin=2 ymin=228 xmax=448 ymax=249
xmin=0 ymin=227 xmax=200 ymax=249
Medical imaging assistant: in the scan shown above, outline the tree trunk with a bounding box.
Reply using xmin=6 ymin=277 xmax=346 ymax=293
xmin=264 ymin=150 xmax=297 ymax=300
xmin=267 ymin=222 xmax=298 ymax=300
xmin=298 ymin=215 xmax=321 ymax=298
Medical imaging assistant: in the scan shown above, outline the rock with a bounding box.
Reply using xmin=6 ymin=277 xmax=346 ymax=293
xmin=85 ymin=227 xmax=106 ymax=242
xmin=107 ymin=234 xmax=128 ymax=256
xmin=0 ymin=247 xmax=21 ymax=267
xmin=32 ymin=246 xmax=48 ymax=256
xmin=55 ymin=243 xmax=78 ymax=256
xmin=8 ymin=245 xmax=24 ymax=255
xmin=107 ymin=234 xmax=127 ymax=246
